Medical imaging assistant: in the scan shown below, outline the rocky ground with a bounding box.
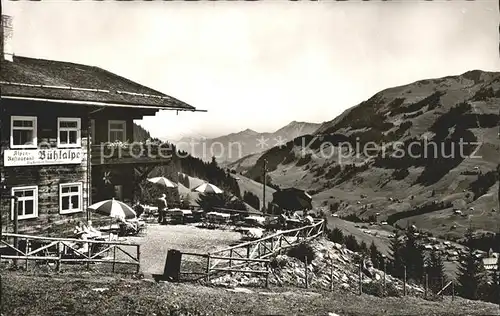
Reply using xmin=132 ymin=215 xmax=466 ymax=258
xmin=212 ymin=238 xmax=424 ymax=297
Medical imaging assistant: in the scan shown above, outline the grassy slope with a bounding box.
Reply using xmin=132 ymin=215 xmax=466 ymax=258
xmin=326 ymin=215 xmax=392 ymax=256
xmin=3 ymin=273 xmax=499 ymax=316
xmin=225 ymin=152 xmax=263 ymax=173
xmin=231 ymin=173 xmax=276 ymax=210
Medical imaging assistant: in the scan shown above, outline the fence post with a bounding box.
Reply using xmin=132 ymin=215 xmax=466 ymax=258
xmin=0 ymin=273 xmax=2 ymax=316
xmin=452 ymin=282 xmax=455 ymax=301
xmin=498 ymin=270 xmax=500 ymax=310
xmin=359 ymin=260 xmax=362 ymax=295
xmin=25 ymin=238 xmax=29 ymax=271
xmin=265 ymin=261 xmax=270 ymax=289
xmin=305 ymin=256 xmax=309 ymax=289
xmin=56 ymin=242 xmax=61 ymax=273
xmin=112 ymin=246 xmax=116 ymax=273
xmin=229 ymin=249 xmax=233 ymax=268
xmin=424 ymin=273 xmax=428 ymax=299
xmin=403 ymin=265 xmax=407 ymax=296
xmin=136 ymin=245 xmax=140 ymax=274
xmin=206 ymin=254 xmax=211 ymax=283
xmin=330 ymin=258 xmax=334 ymax=291
xmin=383 ymin=260 xmax=386 ymax=297
xmin=86 ymin=242 xmax=91 ymax=270
xmin=246 ymin=245 xmax=251 ymax=268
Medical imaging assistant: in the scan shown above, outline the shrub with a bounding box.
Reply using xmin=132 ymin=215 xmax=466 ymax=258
xmin=386 ymin=282 xmax=402 ymax=297
xmin=287 ymin=242 xmax=316 ymax=264
xmin=325 ymin=165 xmax=341 ymax=179
xmin=269 ymin=255 xmax=288 ymax=270
xmin=362 ymin=281 xmax=402 ymax=298
xmin=390 ymin=92 xmax=443 ymax=116
xmin=282 ymin=151 xmax=297 ymax=165
xmin=387 ymin=201 xmax=452 ymax=225
xmin=473 ymin=86 xmax=495 ymax=101
xmin=344 ymin=234 xmax=360 ymax=252
xmin=296 ymin=154 xmax=312 ymax=167
xmin=327 ymin=227 xmax=344 ymax=244
xmin=329 ymin=202 xmax=340 ymax=213
xmin=392 ymin=168 xmax=409 ymax=180
xmin=362 ymin=281 xmax=384 ymax=297
xmin=469 ymin=171 xmax=497 ymax=200
xmin=243 ymin=191 xmax=260 ymax=210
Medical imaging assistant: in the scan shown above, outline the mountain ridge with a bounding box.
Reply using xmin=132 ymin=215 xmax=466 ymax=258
xmin=174 ymin=120 xmax=322 ymax=164
xmin=242 ymin=69 xmax=500 ymax=239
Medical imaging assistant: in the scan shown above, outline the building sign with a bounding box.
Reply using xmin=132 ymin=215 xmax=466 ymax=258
xmin=3 ymin=149 xmax=84 ymax=167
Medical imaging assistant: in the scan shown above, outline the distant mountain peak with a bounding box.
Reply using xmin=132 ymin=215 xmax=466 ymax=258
xmin=274 ymin=120 xmax=321 ymax=135
xmin=176 ymin=120 xmax=321 ymax=164
xmin=242 ymin=128 xmax=258 ymax=134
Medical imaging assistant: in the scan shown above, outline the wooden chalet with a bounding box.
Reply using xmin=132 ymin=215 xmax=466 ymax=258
xmin=0 ymin=15 xmax=201 ymax=236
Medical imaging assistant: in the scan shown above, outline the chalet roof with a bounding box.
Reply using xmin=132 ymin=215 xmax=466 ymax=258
xmin=0 ymin=56 xmax=196 ymax=111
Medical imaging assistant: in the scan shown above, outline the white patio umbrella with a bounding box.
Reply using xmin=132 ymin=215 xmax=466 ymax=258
xmin=89 ymin=198 xmax=137 ymax=240
xmin=147 ymin=177 xmax=178 ymax=188
xmin=88 ymin=198 xmax=137 ymax=220
xmin=192 ymin=182 xmax=223 ymax=194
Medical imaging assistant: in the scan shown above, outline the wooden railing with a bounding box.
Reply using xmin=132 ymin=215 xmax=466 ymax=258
xmin=436 ymin=280 xmax=455 ymax=300
xmin=91 ymin=143 xmax=172 ymax=165
xmin=0 ymin=233 xmax=140 ymax=273
xmin=177 ymin=219 xmax=325 ymax=285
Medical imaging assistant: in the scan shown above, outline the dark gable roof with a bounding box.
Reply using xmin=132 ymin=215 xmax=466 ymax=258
xmin=0 ymin=56 xmax=195 ymax=110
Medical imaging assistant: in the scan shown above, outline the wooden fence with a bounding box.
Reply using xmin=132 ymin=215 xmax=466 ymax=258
xmin=0 ymin=233 xmax=140 ymax=273
xmin=178 ymin=219 xmax=325 ymax=285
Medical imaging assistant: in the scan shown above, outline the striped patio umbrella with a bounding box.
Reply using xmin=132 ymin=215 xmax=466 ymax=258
xmin=192 ymin=182 xmax=223 ymax=194
xmin=88 ymin=198 xmax=137 ymax=220
xmin=147 ymin=177 xmax=178 ymax=188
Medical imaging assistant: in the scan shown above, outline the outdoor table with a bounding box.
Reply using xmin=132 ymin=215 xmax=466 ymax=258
xmin=167 ymin=208 xmax=185 ymax=224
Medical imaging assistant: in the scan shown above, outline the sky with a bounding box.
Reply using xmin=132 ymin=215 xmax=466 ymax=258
xmin=2 ymin=0 xmax=500 ymax=141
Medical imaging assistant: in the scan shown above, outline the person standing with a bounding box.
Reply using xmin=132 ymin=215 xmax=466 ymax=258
xmin=134 ymin=200 xmax=145 ymax=218
xmin=157 ymin=193 xmax=168 ymax=224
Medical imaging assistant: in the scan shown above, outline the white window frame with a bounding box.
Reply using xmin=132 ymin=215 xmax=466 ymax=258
xmin=57 ymin=117 xmax=81 ymax=148
xmin=108 ymin=120 xmax=127 ymax=142
xmin=11 ymin=185 xmax=38 ymax=220
xmin=10 ymin=116 xmax=37 ymax=149
xmin=59 ymin=182 xmax=83 ymax=215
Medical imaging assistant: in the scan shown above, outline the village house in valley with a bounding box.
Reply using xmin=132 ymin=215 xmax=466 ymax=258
xmin=0 ymin=15 xmax=198 ymax=236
